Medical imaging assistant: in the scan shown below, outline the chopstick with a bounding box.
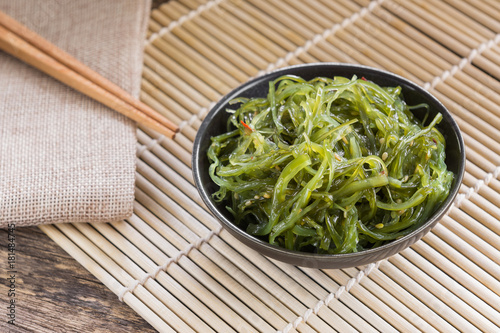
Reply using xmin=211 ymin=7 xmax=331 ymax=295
xmin=0 ymin=10 xmax=178 ymax=139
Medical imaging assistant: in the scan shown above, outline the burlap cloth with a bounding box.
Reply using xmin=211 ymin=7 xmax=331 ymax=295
xmin=0 ymin=0 xmax=151 ymax=227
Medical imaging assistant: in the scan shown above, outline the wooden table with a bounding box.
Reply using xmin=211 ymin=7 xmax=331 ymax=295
xmin=0 ymin=227 xmax=156 ymax=333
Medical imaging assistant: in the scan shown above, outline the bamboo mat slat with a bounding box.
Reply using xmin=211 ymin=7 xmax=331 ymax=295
xmin=40 ymin=0 xmax=500 ymax=331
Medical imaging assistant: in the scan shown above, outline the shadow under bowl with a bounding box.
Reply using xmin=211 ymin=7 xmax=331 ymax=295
xmin=192 ymin=63 xmax=465 ymax=269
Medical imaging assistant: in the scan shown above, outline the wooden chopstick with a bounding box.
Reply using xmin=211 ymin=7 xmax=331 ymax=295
xmin=0 ymin=10 xmax=178 ymax=139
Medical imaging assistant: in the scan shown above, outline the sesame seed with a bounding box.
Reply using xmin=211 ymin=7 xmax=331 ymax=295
xmin=381 ymin=152 xmax=388 ymax=161
xmin=263 ymin=193 xmax=271 ymax=199
xmin=375 ymin=223 xmax=384 ymax=229
xmin=245 ymin=200 xmax=252 ymax=206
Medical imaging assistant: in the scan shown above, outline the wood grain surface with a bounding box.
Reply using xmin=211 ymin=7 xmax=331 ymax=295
xmin=0 ymin=226 xmax=156 ymax=333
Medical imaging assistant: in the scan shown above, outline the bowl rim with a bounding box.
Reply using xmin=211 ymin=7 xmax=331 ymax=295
xmin=192 ymin=62 xmax=465 ymax=264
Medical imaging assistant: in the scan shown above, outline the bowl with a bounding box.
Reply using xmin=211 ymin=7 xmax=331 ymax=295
xmin=192 ymin=63 xmax=465 ymax=269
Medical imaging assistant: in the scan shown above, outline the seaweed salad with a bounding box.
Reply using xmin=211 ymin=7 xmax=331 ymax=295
xmin=207 ymin=75 xmax=454 ymax=254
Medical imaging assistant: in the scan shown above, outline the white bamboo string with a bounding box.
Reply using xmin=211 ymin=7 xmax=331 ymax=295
xmin=36 ymin=0 xmax=500 ymax=331
xmin=275 ymin=261 xmax=387 ymax=333
xmin=275 ymin=271 xmax=378 ymax=332
xmin=147 ymin=0 xmax=224 ymax=44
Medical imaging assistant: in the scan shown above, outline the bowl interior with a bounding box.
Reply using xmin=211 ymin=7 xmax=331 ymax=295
xmin=193 ymin=63 xmax=465 ymax=268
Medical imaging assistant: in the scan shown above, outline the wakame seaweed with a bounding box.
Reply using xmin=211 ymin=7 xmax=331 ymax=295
xmin=207 ymin=75 xmax=454 ymax=254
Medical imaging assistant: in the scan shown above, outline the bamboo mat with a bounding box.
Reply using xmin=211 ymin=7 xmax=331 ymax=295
xmin=38 ymin=0 xmax=500 ymax=331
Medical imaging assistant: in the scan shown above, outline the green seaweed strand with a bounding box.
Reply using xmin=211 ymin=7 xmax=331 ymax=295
xmin=207 ymin=75 xmax=454 ymax=253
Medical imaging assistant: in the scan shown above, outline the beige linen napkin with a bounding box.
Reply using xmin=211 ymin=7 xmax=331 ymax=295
xmin=0 ymin=0 xmax=151 ymax=227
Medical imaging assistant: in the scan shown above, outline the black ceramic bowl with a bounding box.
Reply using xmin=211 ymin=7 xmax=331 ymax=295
xmin=192 ymin=63 xmax=465 ymax=269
